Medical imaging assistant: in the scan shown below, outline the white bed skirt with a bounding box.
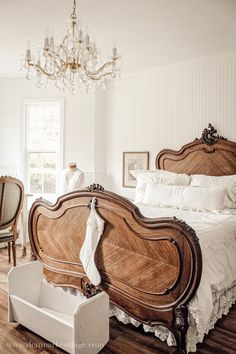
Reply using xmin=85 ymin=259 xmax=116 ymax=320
xmin=49 ymin=279 xmax=236 ymax=353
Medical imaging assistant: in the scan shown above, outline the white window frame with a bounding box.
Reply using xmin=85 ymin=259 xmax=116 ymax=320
xmin=20 ymin=98 xmax=64 ymax=198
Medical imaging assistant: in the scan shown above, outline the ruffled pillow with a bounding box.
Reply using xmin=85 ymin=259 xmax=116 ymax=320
xmin=143 ymin=183 xmax=226 ymax=211
xmin=130 ymin=170 xmax=190 ymax=203
xmin=190 ymin=174 xmax=236 ymax=208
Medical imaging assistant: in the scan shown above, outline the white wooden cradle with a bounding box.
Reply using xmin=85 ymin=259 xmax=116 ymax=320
xmin=8 ymin=261 xmax=109 ymax=354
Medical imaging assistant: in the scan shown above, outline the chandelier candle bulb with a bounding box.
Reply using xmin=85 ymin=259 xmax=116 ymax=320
xmin=23 ymin=0 xmax=121 ymax=93
xmin=50 ymin=34 xmax=54 ymax=46
xmin=85 ymin=34 xmax=90 ymax=46
xmin=44 ymin=37 xmax=49 ymax=49
xmin=26 ymin=49 xmax=31 ymax=59
xmin=113 ymin=47 xmax=118 ymax=58
xmin=27 ymin=40 xmax=30 ymax=50
xmin=45 ymin=27 xmax=50 ymax=37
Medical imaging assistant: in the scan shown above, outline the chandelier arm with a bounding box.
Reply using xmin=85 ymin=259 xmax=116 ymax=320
xmin=60 ymin=38 xmax=75 ymax=66
xmin=50 ymin=49 xmax=67 ymax=67
xmin=44 ymin=49 xmax=66 ymax=71
xmin=59 ymin=48 xmax=72 ymax=71
xmin=55 ymin=63 xmax=69 ymax=78
xmin=26 ymin=61 xmax=67 ymax=79
xmin=84 ymin=60 xmax=115 ymax=77
xmin=26 ymin=62 xmax=56 ymax=78
xmin=85 ymin=70 xmax=115 ymax=81
xmin=54 ymin=55 xmax=67 ymax=70
xmin=62 ymin=35 xmax=69 ymax=48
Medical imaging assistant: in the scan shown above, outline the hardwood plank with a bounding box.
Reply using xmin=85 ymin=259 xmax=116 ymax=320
xmin=215 ymin=326 xmax=236 ymax=341
xmin=206 ymin=333 xmax=236 ymax=353
xmin=106 ymin=336 xmax=164 ymax=354
xmin=0 ymin=245 xmax=236 ymax=354
xmin=203 ymin=337 xmax=235 ymax=354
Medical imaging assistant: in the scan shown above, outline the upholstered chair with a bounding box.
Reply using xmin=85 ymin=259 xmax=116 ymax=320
xmin=0 ymin=176 xmax=24 ymax=266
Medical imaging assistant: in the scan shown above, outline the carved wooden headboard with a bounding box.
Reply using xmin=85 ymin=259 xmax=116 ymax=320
xmin=156 ymin=124 xmax=236 ymax=176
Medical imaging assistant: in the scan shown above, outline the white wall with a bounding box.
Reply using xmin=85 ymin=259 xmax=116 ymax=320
xmin=2 ymin=50 xmax=236 ymax=198
xmin=0 ymin=78 xmax=97 ymax=186
xmin=105 ymin=50 xmax=236 ymax=199
xmin=94 ymin=88 xmax=107 ymax=187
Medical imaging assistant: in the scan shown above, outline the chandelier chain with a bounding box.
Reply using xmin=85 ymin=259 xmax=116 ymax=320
xmin=72 ymin=0 xmax=77 ymax=18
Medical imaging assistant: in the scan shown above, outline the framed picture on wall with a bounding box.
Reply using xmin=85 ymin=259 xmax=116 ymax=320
xmin=123 ymin=151 xmax=149 ymax=188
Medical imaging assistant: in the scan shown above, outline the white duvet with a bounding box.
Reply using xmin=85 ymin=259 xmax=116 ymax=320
xmin=137 ymin=204 xmax=236 ymax=352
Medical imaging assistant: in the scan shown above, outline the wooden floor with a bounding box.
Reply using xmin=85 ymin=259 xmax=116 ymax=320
xmin=0 ymin=245 xmax=236 ymax=354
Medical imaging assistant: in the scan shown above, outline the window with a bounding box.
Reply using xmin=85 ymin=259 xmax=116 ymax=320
xmin=22 ymin=100 xmax=64 ymax=202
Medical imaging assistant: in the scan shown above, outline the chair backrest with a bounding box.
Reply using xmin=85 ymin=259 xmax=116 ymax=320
xmin=0 ymin=176 xmax=24 ymax=230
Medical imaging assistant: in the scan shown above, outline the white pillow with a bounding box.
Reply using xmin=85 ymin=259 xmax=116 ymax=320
xmin=142 ymin=183 xmax=226 ymax=211
xmin=130 ymin=170 xmax=190 ymax=203
xmin=191 ymin=174 xmax=236 ymax=189
xmin=190 ymin=174 xmax=236 ymax=208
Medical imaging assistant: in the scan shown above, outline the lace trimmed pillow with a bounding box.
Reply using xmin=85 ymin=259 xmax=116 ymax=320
xmin=142 ymin=183 xmax=226 ymax=211
xmin=190 ymin=174 xmax=236 ymax=208
xmin=130 ymin=170 xmax=190 ymax=203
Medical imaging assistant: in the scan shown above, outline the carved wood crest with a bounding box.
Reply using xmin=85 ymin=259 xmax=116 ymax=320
xmin=86 ymin=183 xmax=104 ymax=192
xmin=196 ymin=123 xmax=226 ymax=145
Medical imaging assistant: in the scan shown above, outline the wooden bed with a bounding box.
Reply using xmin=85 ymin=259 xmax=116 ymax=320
xmin=28 ymin=124 xmax=236 ymax=354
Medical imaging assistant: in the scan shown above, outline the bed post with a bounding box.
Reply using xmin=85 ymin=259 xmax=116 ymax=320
xmin=173 ymin=305 xmax=189 ymax=354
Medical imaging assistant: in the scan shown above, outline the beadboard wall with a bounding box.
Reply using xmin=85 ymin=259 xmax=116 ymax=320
xmin=105 ymin=50 xmax=236 ymax=199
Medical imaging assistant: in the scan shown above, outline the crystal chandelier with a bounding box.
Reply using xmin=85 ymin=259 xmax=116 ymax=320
xmin=22 ymin=0 xmax=121 ymax=94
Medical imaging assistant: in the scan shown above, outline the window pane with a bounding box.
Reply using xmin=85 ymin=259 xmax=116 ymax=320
xmin=43 ymin=173 xmax=56 ymax=194
xmin=29 ymin=152 xmax=43 ymax=169
xmin=27 ymin=103 xmax=60 ymax=150
xmin=43 ymin=153 xmax=56 ymax=169
xmin=29 ymin=152 xmax=57 ymax=194
xmin=30 ymin=173 xmax=42 ymax=193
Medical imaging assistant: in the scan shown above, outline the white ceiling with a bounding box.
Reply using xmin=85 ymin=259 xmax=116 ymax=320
xmin=1 ymin=0 xmax=236 ymax=77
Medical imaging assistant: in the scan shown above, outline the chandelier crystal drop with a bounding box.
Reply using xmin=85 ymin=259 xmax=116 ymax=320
xmin=22 ymin=0 xmax=121 ymax=94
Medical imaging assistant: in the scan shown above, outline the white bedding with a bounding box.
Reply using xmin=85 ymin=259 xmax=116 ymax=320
xmin=137 ymin=203 xmax=236 ymax=352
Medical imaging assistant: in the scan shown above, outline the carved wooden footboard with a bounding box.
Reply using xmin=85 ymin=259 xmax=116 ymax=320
xmin=29 ymin=185 xmax=202 ymax=354
xmin=29 ymin=125 xmax=236 ymax=354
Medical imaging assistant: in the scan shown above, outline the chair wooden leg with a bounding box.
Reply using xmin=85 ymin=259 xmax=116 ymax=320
xmin=8 ymin=242 xmax=11 ymax=263
xmin=12 ymin=241 xmax=16 ymax=266
xmin=22 ymin=246 xmax=27 ymax=257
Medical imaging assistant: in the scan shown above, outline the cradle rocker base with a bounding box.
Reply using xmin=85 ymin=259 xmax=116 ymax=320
xmin=8 ymin=261 xmax=109 ymax=354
